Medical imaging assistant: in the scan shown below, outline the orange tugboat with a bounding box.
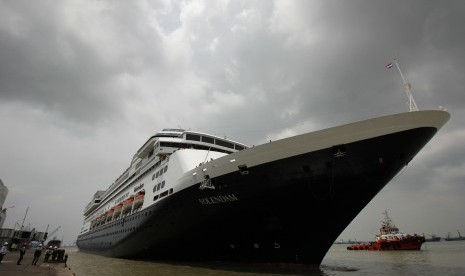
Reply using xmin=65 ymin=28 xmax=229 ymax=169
xmin=347 ymin=211 xmax=425 ymax=251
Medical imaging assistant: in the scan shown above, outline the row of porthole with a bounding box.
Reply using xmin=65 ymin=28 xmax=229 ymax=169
xmin=153 ymin=188 xmax=173 ymax=201
xmin=107 ymin=226 xmax=136 ymax=236
xmin=79 ymin=224 xmax=136 ymax=241
xmin=229 ymin=242 xmax=281 ymax=249
xmin=153 ymin=181 xmax=165 ymax=192
xmin=152 ymin=165 xmax=168 ymax=180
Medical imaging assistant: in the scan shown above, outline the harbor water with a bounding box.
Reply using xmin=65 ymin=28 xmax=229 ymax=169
xmin=65 ymin=241 xmax=465 ymax=276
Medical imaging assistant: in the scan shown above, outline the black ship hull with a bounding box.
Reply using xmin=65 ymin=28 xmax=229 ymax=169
xmin=77 ymin=125 xmax=438 ymax=265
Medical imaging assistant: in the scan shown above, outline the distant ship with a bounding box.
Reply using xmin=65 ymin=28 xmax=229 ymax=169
xmin=445 ymin=231 xmax=465 ymax=241
xmin=76 ymin=110 xmax=449 ymax=265
xmin=334 ymin=239 xmax=357 ymax=245
xmin=347 ymin=211 xmax=425 ymax=251
xmin=424 ymin=234 xmax=441 ymax=242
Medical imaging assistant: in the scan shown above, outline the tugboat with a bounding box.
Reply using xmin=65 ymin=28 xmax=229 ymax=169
xmin=347 ymin=211 xmax=425 ymax=251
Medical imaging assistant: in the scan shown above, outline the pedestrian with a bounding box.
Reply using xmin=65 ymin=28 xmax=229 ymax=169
xmin=0 ymin=242 xmax=8 ymax=264
xmin=32 ymin=244 xmax=43 ymax=265
xmin=17 ymin=243 xmax=26 ymax=265
xmin=44 ymin=246 xmax=53 ymax=263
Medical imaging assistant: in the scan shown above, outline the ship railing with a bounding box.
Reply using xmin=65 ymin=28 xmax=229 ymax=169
xmin=94 ymin=158 xmax=161 ymax=216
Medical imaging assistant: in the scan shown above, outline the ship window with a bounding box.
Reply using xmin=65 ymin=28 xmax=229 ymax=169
xmin=216 ymin=139 xmax=234 ymax=149
xmin=157 ymin=183 xmax=161 ymax=191
xmin=161 ymin=181 xmax=165 ymax=189
xmin=153 ymin=195 xmax=159 ymax=201
xmin=169 ymin=188 xmax=173 ymax=194
xmin=164 ymin=166 xmax=168 ymax=173
xmin=202 ymin=136 xmax=214 ymax=144
xmin=156 ymin=171 xmax=159 ymax=178
xmin=159 ymin=169 xmax=163 ymax=176
xmin=186 ymin=134 xmax=201 ymax=141
xmin=160 ymin=190 xmax=169 ymax=198
xmin=235 ymin=145 xmax=245 ymax=151
xmin=152 ymin=174 xmax=156 ymax=180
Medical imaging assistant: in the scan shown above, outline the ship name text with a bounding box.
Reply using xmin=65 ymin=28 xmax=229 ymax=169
xmin=198 ymin=194 xmax=239 ymax=205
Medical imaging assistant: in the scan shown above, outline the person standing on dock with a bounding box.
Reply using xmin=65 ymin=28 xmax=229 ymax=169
xmin=17 ymin=243 xmax=26 ymax=265
xmin=0 ymin=242 xmax=8 ymax=263
xmin=44 ymin=246 xmax=53 ymax=263
xmin=32 ymin=244 xmax=43 ymax=265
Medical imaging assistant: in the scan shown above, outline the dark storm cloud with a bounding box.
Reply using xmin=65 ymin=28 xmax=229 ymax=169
xmin=0 ymin=1 xmax=171 ymax=126
xmin=179 ymin=0 xmax=465 ymax=145
xmin=1 ymin=2 xmax=111 ymax=123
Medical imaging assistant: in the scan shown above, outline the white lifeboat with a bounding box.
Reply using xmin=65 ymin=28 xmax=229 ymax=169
xmin=133 ymin=190 xmax=145 ymax=210
xmin=122 ymin=196 xmax=135 ymax=214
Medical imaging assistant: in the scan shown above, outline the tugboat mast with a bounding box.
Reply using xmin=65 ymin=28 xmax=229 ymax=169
xmin=392 ymin=59 xmax=419 ymax=112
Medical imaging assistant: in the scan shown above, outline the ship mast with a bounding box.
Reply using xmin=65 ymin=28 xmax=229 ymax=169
xmin=392 ymin=59 xmax=419 ymax=112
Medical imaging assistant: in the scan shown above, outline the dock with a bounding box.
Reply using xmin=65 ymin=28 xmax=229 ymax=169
xmin=0 ymin=251 xmax=75 ymax=276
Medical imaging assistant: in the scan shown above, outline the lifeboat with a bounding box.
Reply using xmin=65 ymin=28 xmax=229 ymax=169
xmin=113 ymin=203 xmax=123 ymax=218
xmin=122 ymin=196 xmax=135 ymax=214
xmin=90 ymin=219 xmax=98 ymax=229
xmin=133 ymin=190 xmax=145 ymax=210
xmin=106 ymin=208 xmax=115 ymax=222
xmin=96 ymin=214 xmax=105 ymax=227
xmin=101 ymin=214 xmax=107 ymax=225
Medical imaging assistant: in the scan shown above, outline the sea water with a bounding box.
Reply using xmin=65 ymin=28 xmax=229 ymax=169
xmin=65 ymin=241 xmax=465 ymax=276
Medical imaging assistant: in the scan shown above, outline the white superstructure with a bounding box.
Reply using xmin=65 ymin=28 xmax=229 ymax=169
xmin=80 ymin=129 xmax=248 ymax=234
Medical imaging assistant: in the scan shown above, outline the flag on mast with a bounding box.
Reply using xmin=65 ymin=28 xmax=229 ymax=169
xmin=386 ymin=59 xmax=419 ymax=112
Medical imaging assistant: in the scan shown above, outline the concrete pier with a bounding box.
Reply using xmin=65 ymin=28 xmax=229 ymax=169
xmin=0 ymin=251 xmax=75 ymax=276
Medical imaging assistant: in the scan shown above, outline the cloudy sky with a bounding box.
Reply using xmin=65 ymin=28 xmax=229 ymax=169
xmin=1 ymin=0 xmax=464 ymax=249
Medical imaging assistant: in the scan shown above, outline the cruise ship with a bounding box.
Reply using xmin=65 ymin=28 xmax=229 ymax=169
xmin=76 ymin=110 xmax=449 ymax=265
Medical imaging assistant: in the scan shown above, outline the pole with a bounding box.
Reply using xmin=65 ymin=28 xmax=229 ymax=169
xmin=393 ymin=59 xmax=419 ymax=112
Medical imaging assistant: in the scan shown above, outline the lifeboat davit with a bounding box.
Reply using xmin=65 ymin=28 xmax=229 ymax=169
xmin=133 ymin=190 xmax=145 ymax=209
xmin=122 ymin=196 xmax=135 ymax=214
